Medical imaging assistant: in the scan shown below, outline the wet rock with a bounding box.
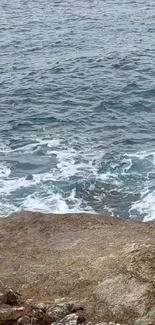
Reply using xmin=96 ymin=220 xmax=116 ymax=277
xmin=25 ymin=174 xmax=33 ymax=181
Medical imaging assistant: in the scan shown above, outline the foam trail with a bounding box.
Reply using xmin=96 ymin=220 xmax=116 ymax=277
xmin=20 ymin=189 xmax=94 ymax=214
xmin=0 ymin=163 xmax=11 ymax=178
xmin=129 ymin=189 xmax=155 ymax=222
xmin=1 ymin=136 xmax=155 ymax=221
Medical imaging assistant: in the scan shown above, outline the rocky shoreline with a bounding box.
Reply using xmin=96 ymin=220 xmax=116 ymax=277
xmin=0 ymin=212 xmax=155 ymax=325
xmin=0 ymin=284 xmax=123 ymax=325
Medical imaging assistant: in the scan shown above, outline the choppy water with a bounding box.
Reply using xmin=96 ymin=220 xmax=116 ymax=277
xmin=1 ymin=0 xmax=155 ymax=220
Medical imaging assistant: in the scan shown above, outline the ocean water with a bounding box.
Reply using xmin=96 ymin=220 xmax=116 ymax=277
xmin=0 ymin=0 xmax=155 ymax=221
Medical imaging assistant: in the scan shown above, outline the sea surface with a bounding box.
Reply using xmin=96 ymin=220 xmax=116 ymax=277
xmin=0 ymin=0 xmax=155 ymax=221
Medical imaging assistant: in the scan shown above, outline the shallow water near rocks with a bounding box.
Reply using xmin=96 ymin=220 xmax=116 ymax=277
xmin=0 ymin=0 xmax=155 ymax=221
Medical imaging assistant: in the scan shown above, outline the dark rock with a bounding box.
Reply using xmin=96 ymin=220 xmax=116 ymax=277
xmin=25 ymin=175 xmax=33 ymax=181
xmin=77 ymin=315 xmax=86 ymax=324
xmin=6 ymin=289 xmax=19 ymax=306
xmin=0 ymin=292 xmax=7 ymax=305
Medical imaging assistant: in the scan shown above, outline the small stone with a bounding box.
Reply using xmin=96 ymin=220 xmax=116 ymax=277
xmin=26 ymin=174 xmax=33 ymax=181
xmin=17 ymin=316 xmax=31 ymax=325
xmin=52 ymin=313 xmax=79 ymax=325
xmin=70 ymin=304 xmax=84 ymax=313
xmin=48 ymin=304 xmax=70 ymax=321
xmin=31 ymin=317 xmax=38 ymax=324
xmin=6 ymin=289 xmax=18 ymax=306
xmin=77 ymin=315 xmax=86 ymax=324
xmin=25 ymin=299 xmax=34 ymax=306
xmin=54 ymin=298 xmax=66 ymax=304
xmin=33 ymin=302 xmax=47 ymax=311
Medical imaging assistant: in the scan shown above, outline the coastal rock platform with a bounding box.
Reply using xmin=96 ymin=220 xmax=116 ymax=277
xmin=0 ymin=212 xmax=155 ymax=325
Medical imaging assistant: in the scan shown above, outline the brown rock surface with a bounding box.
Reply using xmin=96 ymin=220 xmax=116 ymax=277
xmin=0 ymin=212 xmax=155 ymax=325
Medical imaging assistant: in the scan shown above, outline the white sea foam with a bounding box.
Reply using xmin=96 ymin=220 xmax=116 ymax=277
xmin=126 ymin=150 xmax=155 ymax=221
xmin=19 ymin=189 xmax=94 ymax=215
xmin=98 ymin=171 xmax=122 ymax=186
xmin=39 ymin=138 xmax=61 ymax=147
xmin=1 ymin=137 xmax=155 ymax=222
xmin=121 ymin=157 xmax=133 ymax=172
xmin=0 ymin=147 xmax=97 ymax=216
xmin=0 ymin=137 xmax=62 ymax=154
xmin=0 ymin=142 xmax=11 ymax=154
xmin=0 ymin=175 xmax=41 ymax=195
xmin=0 ymin=163 xmax=11 ymax=178
xmin=46 ymin=147 xmax=104 ymax=180
xmin=0 ymin=201 xmax=18 ymax=218
xmin=125 ymin=151 xmax=155 ymax=160
xmin=124 ymin=151 xmax=155 ymax=165
xmin=129 ymin=188 xmax=155 ymax=222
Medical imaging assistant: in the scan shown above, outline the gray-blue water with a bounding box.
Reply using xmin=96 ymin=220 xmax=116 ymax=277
xmin=1 ymin=0 xmax=155 ymax=220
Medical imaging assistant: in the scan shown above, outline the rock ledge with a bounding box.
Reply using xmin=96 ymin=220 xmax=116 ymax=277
xmin=0 ymin=212 xmax=155 ymax=325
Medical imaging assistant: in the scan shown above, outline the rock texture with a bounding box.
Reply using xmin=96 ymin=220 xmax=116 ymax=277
xmin=0 ymin=285 xmax=87 ymax=325
xmin=0 ymin=212 xmax=155 ymax=325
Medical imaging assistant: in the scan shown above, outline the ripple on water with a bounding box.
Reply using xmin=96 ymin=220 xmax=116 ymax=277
xmin=0 ymin=0 xmax=155 ymax=220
